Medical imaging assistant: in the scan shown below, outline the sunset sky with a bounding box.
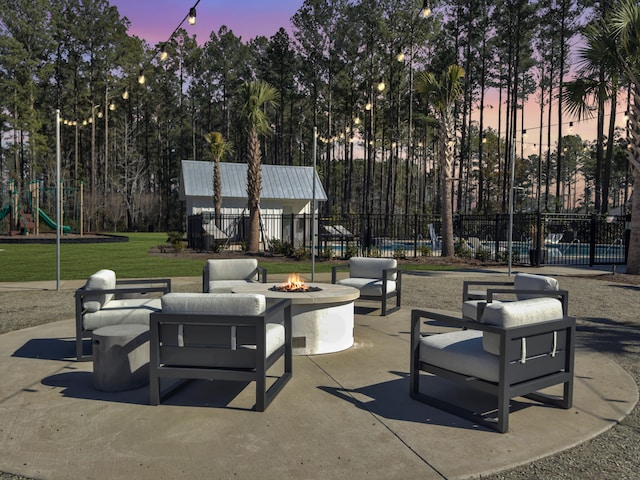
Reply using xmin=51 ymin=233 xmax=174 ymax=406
xmin=110 ymin=0 xmax=302 ymax=45
xmin=109 ymin=0 xmax=618 ymax=146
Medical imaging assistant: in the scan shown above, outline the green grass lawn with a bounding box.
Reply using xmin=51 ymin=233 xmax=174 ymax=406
xmin=0 ymin=232 xmax=458 ymax=282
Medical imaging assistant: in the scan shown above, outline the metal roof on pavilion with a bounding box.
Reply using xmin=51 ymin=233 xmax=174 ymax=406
xmin=180 ymin=160 xmax=327 ymax=201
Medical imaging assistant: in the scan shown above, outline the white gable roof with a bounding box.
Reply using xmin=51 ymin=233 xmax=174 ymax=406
xmin=180 ymin=160 xmax=327 ymax=201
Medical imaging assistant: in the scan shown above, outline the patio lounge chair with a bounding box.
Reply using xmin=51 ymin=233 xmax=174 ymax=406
xmin=331 ymin=257 xmax=401 ymax=315
xmin=545 ymin=232 xmax=564 ymax=244
xmin=333 ymin=225 xmax=355 ymax=238
xmin=74 ymin=269 xmax=171 ymax=361
xmin=202 ymin=258 xmax=267 ymax=293
xmin=149 ymin=293 xmax=292 ymax=411
xmin=411 ymin=297 xmax=576 ymax=432
xmin=428 ymin=223 xmax=440 ymax=250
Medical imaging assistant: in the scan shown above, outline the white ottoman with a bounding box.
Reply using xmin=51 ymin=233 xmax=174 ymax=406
xmin=92 ymin=324 xmax=150 ymax=392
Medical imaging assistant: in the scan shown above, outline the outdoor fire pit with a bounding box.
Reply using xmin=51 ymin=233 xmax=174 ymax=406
xmin=269 ymin=273 xmax=322 ymax=293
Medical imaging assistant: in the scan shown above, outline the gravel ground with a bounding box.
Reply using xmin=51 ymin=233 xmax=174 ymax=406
xmin=0 ymin=271 xmax=638 ymax=480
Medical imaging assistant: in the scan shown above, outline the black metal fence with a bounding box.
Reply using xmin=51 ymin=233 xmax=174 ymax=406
xmin=188 ymin=212 xmax=629 ymax=267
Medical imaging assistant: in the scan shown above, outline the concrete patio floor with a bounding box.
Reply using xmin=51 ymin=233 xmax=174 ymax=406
xmin=0 ymin=288 xmax=636 ymax=480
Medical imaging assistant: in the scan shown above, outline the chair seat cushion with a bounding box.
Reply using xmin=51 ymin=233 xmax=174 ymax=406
xmin=336 ymin=278 xmax=396 ymax=297
xmin=419 ymin=330 xmax=499 ymax=383
xmin=83 ymin=298 xmax=162 ymax=330
xmin=208 ymin=280 xmax=259 ymax=293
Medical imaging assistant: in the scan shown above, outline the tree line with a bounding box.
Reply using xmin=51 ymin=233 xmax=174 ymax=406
xmin=0 ymin=0 xmax=633 ymax=235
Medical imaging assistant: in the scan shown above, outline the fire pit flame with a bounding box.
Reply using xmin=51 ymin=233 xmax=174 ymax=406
xmin=270 ymin=273 xmax=322 ymax=293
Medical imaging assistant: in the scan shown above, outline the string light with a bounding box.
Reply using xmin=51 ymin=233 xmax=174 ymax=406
xmin=188 ymin=7 xmax=197 ymax=25
xmin=420 ymin=0 xmax=431 ymax=18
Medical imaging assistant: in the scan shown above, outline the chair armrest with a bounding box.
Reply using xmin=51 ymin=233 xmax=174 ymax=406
xmin=115 ymin=278 xmax=171 ymax=294
xmin=462 ymin=280 xmax=514 ymax=301
xmin=331 ymin=264 xmax=349 ymax=284
xmin=203 ymin=265 xmax=209 ymax=292
xmin=256 ymin=266 xmax=267 ymax=283
xmin=382 ymin=267 xmax=401 ymax=293
xmin=75 ymin=279 xmax=171 ymax=307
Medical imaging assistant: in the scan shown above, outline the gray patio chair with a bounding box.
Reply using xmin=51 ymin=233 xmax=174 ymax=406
xmin=331 ymin=257 xmax=401 ymax=315
xmin=411 ymin=297 xmax=576 ymax=433
xmin=202 ymin=258 xmax=267 ymax=293
xmin=149 ymin=293 xmax=292 ymax=411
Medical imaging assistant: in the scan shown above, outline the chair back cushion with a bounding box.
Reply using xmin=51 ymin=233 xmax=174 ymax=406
xmin=348 ymin=257 xmax=397 ymax=280
xmin=480 ymin=297 xmax=564 ymax=355
xmin=82 ymin=269 xmax=116 ymax=313
xmin=513 ymin=273 xmax=559 ymax=300
xmin=206 ymin=259 xmax=258 ymax=281
xmin=158 ymin=293 xmax=271 ymax=368
xmin=161 ymin=292 xmax=265 ymax=315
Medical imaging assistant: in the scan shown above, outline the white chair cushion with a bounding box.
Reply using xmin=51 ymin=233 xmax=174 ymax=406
xmin=419 ymin=330 xmax=499 ymax=383
xmin=480 ymin=297 xmax=564 ymax=355
xmin=208 ymin=279 xmax=259 ymax=293
xmin=336 ymin=277 xmax=396 ymax=297
xmin=348 ymin=257 xmax=397 ymax=280
xmin=206 ymin=259 xmax=259 ymax=281
xmin=82 ymin=269 xmax=116 ymax=312
xmin=83 ymin=298 xmax=162 ymax=330
xmin=240 ymin=323 xmax=285 ymax=358
xmin=513 ymin=273 xmax=559 ymax=300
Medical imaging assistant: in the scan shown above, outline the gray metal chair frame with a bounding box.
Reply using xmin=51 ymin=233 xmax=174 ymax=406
xmin=149 ymin=299 xmax=292 ymax=412
xmin=331 ymin=264 xmax=401 ymax=316
xmin=74 ymin=278 xmax=172 ymax=361
xmin=410 ymin=308 xmax=575 ymax=433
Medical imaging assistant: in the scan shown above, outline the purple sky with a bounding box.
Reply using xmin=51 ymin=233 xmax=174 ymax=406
xmin=109 ymin=0 xmax=607 ymax=143
xmin=110 ymin=0 xmax=303 ymax=45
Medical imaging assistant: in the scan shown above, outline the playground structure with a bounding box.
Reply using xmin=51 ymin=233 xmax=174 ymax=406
xmin=0 ymin=179 xmax=83 ymax=236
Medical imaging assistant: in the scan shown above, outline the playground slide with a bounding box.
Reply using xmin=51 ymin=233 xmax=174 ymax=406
xmin=0 ymin=205 xmax=9 ymax=222
xmin=38 ymin=208 xmax=71 ymax=234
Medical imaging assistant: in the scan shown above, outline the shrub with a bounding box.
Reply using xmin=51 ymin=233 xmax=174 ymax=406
xmin=323 ymin=246 xmax=335 ymax=260
xmin=293 ymin=247 xmax=310 ymax=260
xmin=393 ymin=247 xmax=405 ymax=259
xmin=498 ymin=249 xmax=520 ymax=264
xmin=167 ymin=231 xmax=184 ymax=253
xmin=455 ymin=239 xmax=473 ymax=258
xmin=474 ymin=247 xmax=492 ymax=261
xmin=345 ymin=244 xmax=359 ymax=259
xmin=419 ymin=245 xmax=433 ymax=257
xmin=269 ymin=238 xmax=294 ymax=256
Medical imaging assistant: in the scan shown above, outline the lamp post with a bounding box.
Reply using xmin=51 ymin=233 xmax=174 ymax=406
xmin=55 ymin=109 xmax=61 ymax=291
xmin=508 ymin=136 xmax=516 ymax=276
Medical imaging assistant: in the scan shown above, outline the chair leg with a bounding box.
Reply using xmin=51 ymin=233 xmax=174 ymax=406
xmin=149 ymin=373 xmax=160 ymax=406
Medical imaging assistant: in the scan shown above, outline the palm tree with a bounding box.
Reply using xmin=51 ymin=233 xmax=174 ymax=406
xmin=204 ymin=132 xmax=233 ymax=229
xmin=240 ymin=81 xmax=280 ymax=253
xmin=561 ymin=17 xmax=621 ymax=215
xmin=608 ymin=0 xmax=640 ymax=274
xmin=416 ymin=65 xmax=465 ymax=257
